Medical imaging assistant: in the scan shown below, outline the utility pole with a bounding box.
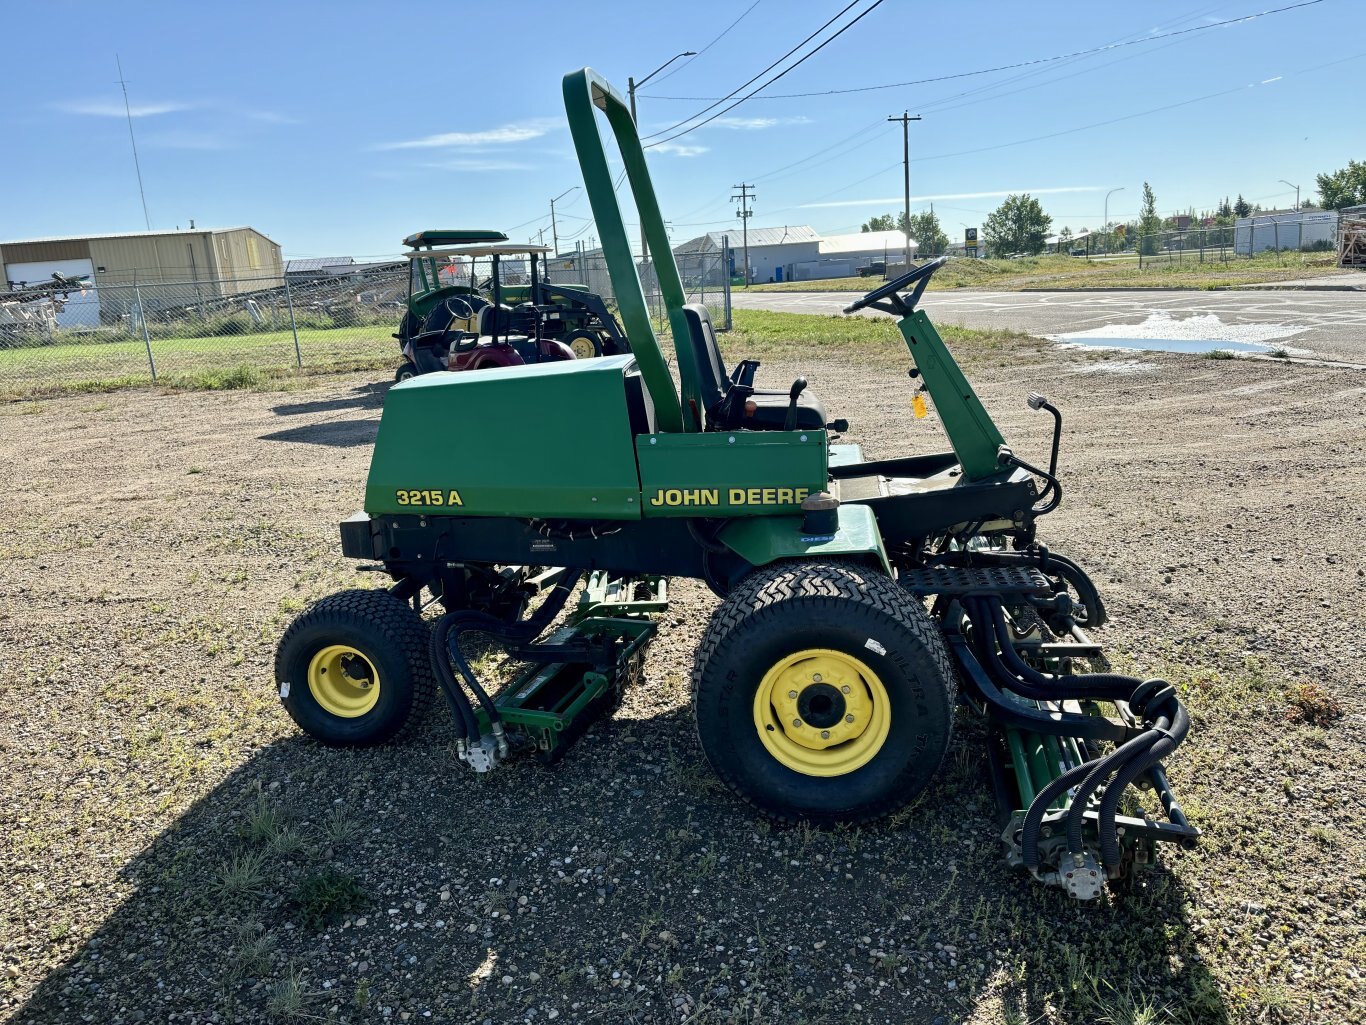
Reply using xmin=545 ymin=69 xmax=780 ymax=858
xmin=888 ymin=111 xmax=922 ymax=271
xmin=732 ymin=184 xmax=755 ymax=286
xmin=550 ymin=186 xmax=578 ymax=257
xmin=628 ymin=50 xmax=696 ymax=262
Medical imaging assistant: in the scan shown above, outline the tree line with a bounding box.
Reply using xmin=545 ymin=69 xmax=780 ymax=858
xmin=856 ymin=159 xmax=1364 ymax=258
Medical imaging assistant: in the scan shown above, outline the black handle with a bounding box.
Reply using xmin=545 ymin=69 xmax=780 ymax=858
xmin=783 ymin=377 xmax=808 ymax=431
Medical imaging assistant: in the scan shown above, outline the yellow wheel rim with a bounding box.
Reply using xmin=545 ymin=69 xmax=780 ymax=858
xmin=307 ymin=644 xmax=381 ymax=718
xmin=568 ymin=336 xmax=597 ymax=360
xmin=752 ymin=648 xmax=891 ymax=777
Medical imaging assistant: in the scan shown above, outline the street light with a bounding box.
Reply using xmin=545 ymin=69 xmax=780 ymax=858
xmin=1279 ymin=179 xmax=1301 ymax=210
xmin=550 ymin=186 xmax=579 ymax=257
xmin=1103 ymin=187 xmax=1125 ymax=254
xmin=628 ymin=50 xmax=696 ymax=260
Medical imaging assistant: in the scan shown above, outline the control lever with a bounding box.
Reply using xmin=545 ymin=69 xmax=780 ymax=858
xmin=783 ymin=377 xmax=808 ymax=431
xmin=1026 ymin=392 xmax=1063 ymax=478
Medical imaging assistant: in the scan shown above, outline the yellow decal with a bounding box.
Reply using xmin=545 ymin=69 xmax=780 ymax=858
xmin=647 ymin=487 xmax=808 ymax=507
xmin=912 ymin=394 xmax=928 ymax=419
xmin=395 ymin=489 xmax=463 ymax=507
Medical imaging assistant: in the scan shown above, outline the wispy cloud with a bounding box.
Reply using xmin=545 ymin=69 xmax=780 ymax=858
xmin=1260 ymin=75 xmax=1283 ymax=84
xmin=801 ymin=186 xmax=1111 ymax=209
xmin=650 ymin=140 xmax=708 ymax=157
xmin=420 ymin=159 xmax=534 ymax=172
xmin=59 ymin=99 xmax=191 ymax=118
xmin=374 ymin=120 xmax=556 ymax=150
xmin=712 ymin=115 xmax=812 ymax=130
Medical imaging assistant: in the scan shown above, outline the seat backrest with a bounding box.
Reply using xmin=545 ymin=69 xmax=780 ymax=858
xmin=681 ymin=304 xmax=727 ymax=412
xmin=477 ymin=303 xmax=513 ymax=336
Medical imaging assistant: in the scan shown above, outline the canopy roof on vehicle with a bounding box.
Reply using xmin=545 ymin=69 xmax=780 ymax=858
xmin=403 ymin=243 xmax=552 ymax=260
xmin=403 ymin=229 xmax=509 ymax=248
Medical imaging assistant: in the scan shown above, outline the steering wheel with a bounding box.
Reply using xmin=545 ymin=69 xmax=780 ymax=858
xmin=843 ymin=255 xmax=948 ymax=315
xmin=443 ymin=296 xmax=475 ymax=322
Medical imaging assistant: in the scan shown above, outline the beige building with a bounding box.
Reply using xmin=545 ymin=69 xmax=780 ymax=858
xmin=1 ymin=226 xmax=283 ymax=326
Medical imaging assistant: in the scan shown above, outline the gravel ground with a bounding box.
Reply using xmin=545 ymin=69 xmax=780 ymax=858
xmin=2 ymin=338 xmax=1362 ymax=1025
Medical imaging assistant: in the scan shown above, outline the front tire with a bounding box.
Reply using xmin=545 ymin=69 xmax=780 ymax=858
xmin=691 ymin=561 xmax=956 ymax=824
xmin=395 ymin=361 xmax=418 ymax=382
xmin=275 ymin=589 xmax=435 ymax=746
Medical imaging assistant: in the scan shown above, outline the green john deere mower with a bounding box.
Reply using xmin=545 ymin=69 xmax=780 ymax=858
xmin=275 ymin=68 xmax=1197 ymax=900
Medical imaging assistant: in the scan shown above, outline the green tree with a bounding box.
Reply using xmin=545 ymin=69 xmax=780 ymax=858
xmin=861 ymin=213 xmax=896 ymax=232
xmin=1138 ymin=181 xmax=1161 ymax=256
xmin=1233 ymin=194 xmax=1251 ymax=218
xmin=899 ymin=209 xmax=949 ymax=255
xmin=982 ymin=194 xmax=1052 ymax=256
xmin=1315 ymin=160 xmax=1366 ymax=209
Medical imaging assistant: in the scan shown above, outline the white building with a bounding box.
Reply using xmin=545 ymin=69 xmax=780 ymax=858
xmin=672 ymin=226 xmax=820 ymax=284
xmin=1235 ymin=210 xmax=1337 ymax=254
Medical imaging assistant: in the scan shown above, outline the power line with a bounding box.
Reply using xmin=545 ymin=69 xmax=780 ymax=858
xmin=643 ymin=0 xmax=1324 ymax=100
xmin=115 ymin=55 xmax=152 ymax=231
xmin=647 ymin=0 xmax=887 ymax=149
xmin=909 ymin=47 xmax=1364 ymax=166
xmin=649 ymin=0 xmax=764 ymax=86
xmin=642 ymin=0 xmax=863 ymax=141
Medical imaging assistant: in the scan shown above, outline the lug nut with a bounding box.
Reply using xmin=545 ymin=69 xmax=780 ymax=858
xmin=812 ymin=673 xmax=823 ymax=683
xmin=844 ymin=714 xmax=854 ymax=723
xmin=792 ymin=718 xmax=802 ymax=728
xmin=788 ymin=690 xmax=798 ymax=699
xmin=820 ymin=730 xmax=830 ymax=739
xmin=841 ymin=685 xmax=851 ymax=694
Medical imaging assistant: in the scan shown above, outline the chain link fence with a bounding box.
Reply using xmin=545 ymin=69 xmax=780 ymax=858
xmin=0 ymin=267 xmax=406 ymax=396
xmin=1078 ymin=211 xmax=1341 ymax=266
xmin=542 ymin=245 xmax=732 ymax=333
xmin=0 ymin=247 xmax=731 ymax=397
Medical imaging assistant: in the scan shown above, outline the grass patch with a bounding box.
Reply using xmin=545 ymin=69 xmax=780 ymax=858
xmin=723 ymin=308 xmax=1040 ymax=360
xmin=290 ymin=868 xmax=367 ymax=929
xmin=747 ymin=251 xmax=1343 ymax=293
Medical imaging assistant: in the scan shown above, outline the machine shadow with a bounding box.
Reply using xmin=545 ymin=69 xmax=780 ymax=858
xmin=270 ymin=382 xmax=390 ymax=418
xmin=12 ymin=706 xmax=1227 ymax=1024
xmin=258 ymin=418 xmax=379 ymax=448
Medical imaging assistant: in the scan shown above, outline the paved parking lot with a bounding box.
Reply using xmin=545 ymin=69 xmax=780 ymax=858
xmin=736 ymin=287 xmax=1366 ymax=362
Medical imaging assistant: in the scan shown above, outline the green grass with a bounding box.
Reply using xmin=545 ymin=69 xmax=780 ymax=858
xmin=724 ymin=307 xmax=1041 ymax=360
xmin=0 ymin=323 xmax=397 ymax=398
xmin=747 ymin=251 xmax=1345 ymax=293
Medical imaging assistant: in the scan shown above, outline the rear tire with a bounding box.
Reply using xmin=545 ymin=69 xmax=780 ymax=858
xmin=275 ymin=589 xmax=435 ymax=746
xmin=563 ymin=329 xmax=603 ymax=360
xmin=395 ymin=362 xmax=418 ymax=382
xmin=691 ymin=560 xmax=956 ymax=824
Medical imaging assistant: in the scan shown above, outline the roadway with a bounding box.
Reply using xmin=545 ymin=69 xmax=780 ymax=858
xmin=731 ymin=287 xmax=1366 ymax=363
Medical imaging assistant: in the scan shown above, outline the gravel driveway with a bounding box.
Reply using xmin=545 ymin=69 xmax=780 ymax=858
xmin=2 ymin=338 xmax=1362 ymax=1024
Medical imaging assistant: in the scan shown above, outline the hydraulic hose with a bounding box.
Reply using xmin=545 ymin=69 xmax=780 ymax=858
xmin=1095 ymin=698 xmax=1189 ymax=869
xmin=1021 ymin=727 xmax=1162 ymax=870
xmin=429 ymin=618 xmax=478 ymax=741
xmin=1063 ymin=722 xmax=1165 ymax=859
xmin=434 ymin=570 xmax=583 ymax=730
xmin=966 ymin=599 xmax=1135 ymax=703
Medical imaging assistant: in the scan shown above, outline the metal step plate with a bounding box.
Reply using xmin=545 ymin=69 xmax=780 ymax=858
xmin=899 ymin=564 xmax=1052 ymax=597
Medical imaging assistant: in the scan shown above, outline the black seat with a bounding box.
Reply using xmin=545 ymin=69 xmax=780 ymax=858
xmin=681 ymin=304 xmax=827 ymax=431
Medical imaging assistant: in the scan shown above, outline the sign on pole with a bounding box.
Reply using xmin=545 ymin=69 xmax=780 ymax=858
xmin=964 ymin=227 xmax=978 ymax=258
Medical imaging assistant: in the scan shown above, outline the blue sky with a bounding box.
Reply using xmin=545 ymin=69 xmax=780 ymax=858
xmin=0 ymin=0 xmax=1355 ymax=258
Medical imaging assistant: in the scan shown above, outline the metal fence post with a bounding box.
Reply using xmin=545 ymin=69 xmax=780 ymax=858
xmin=133 ymin=276 xmax=157 ymax=380
xmin=722 ymin=236 xmax=732 ymax=331
xmin=284 ymin=275 xmax=302 ymax=367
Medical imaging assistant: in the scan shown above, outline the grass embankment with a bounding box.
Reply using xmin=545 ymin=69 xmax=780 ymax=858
xmin=748 ymin=251 xmax=1346 ymax=293
xmin=0 ymin=326 xmax=396 ymax=399
xmin=724 ymin=307 xmax=1040 ymax=360
xmin=1 ymin=310 xmax=1037 ymax=401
